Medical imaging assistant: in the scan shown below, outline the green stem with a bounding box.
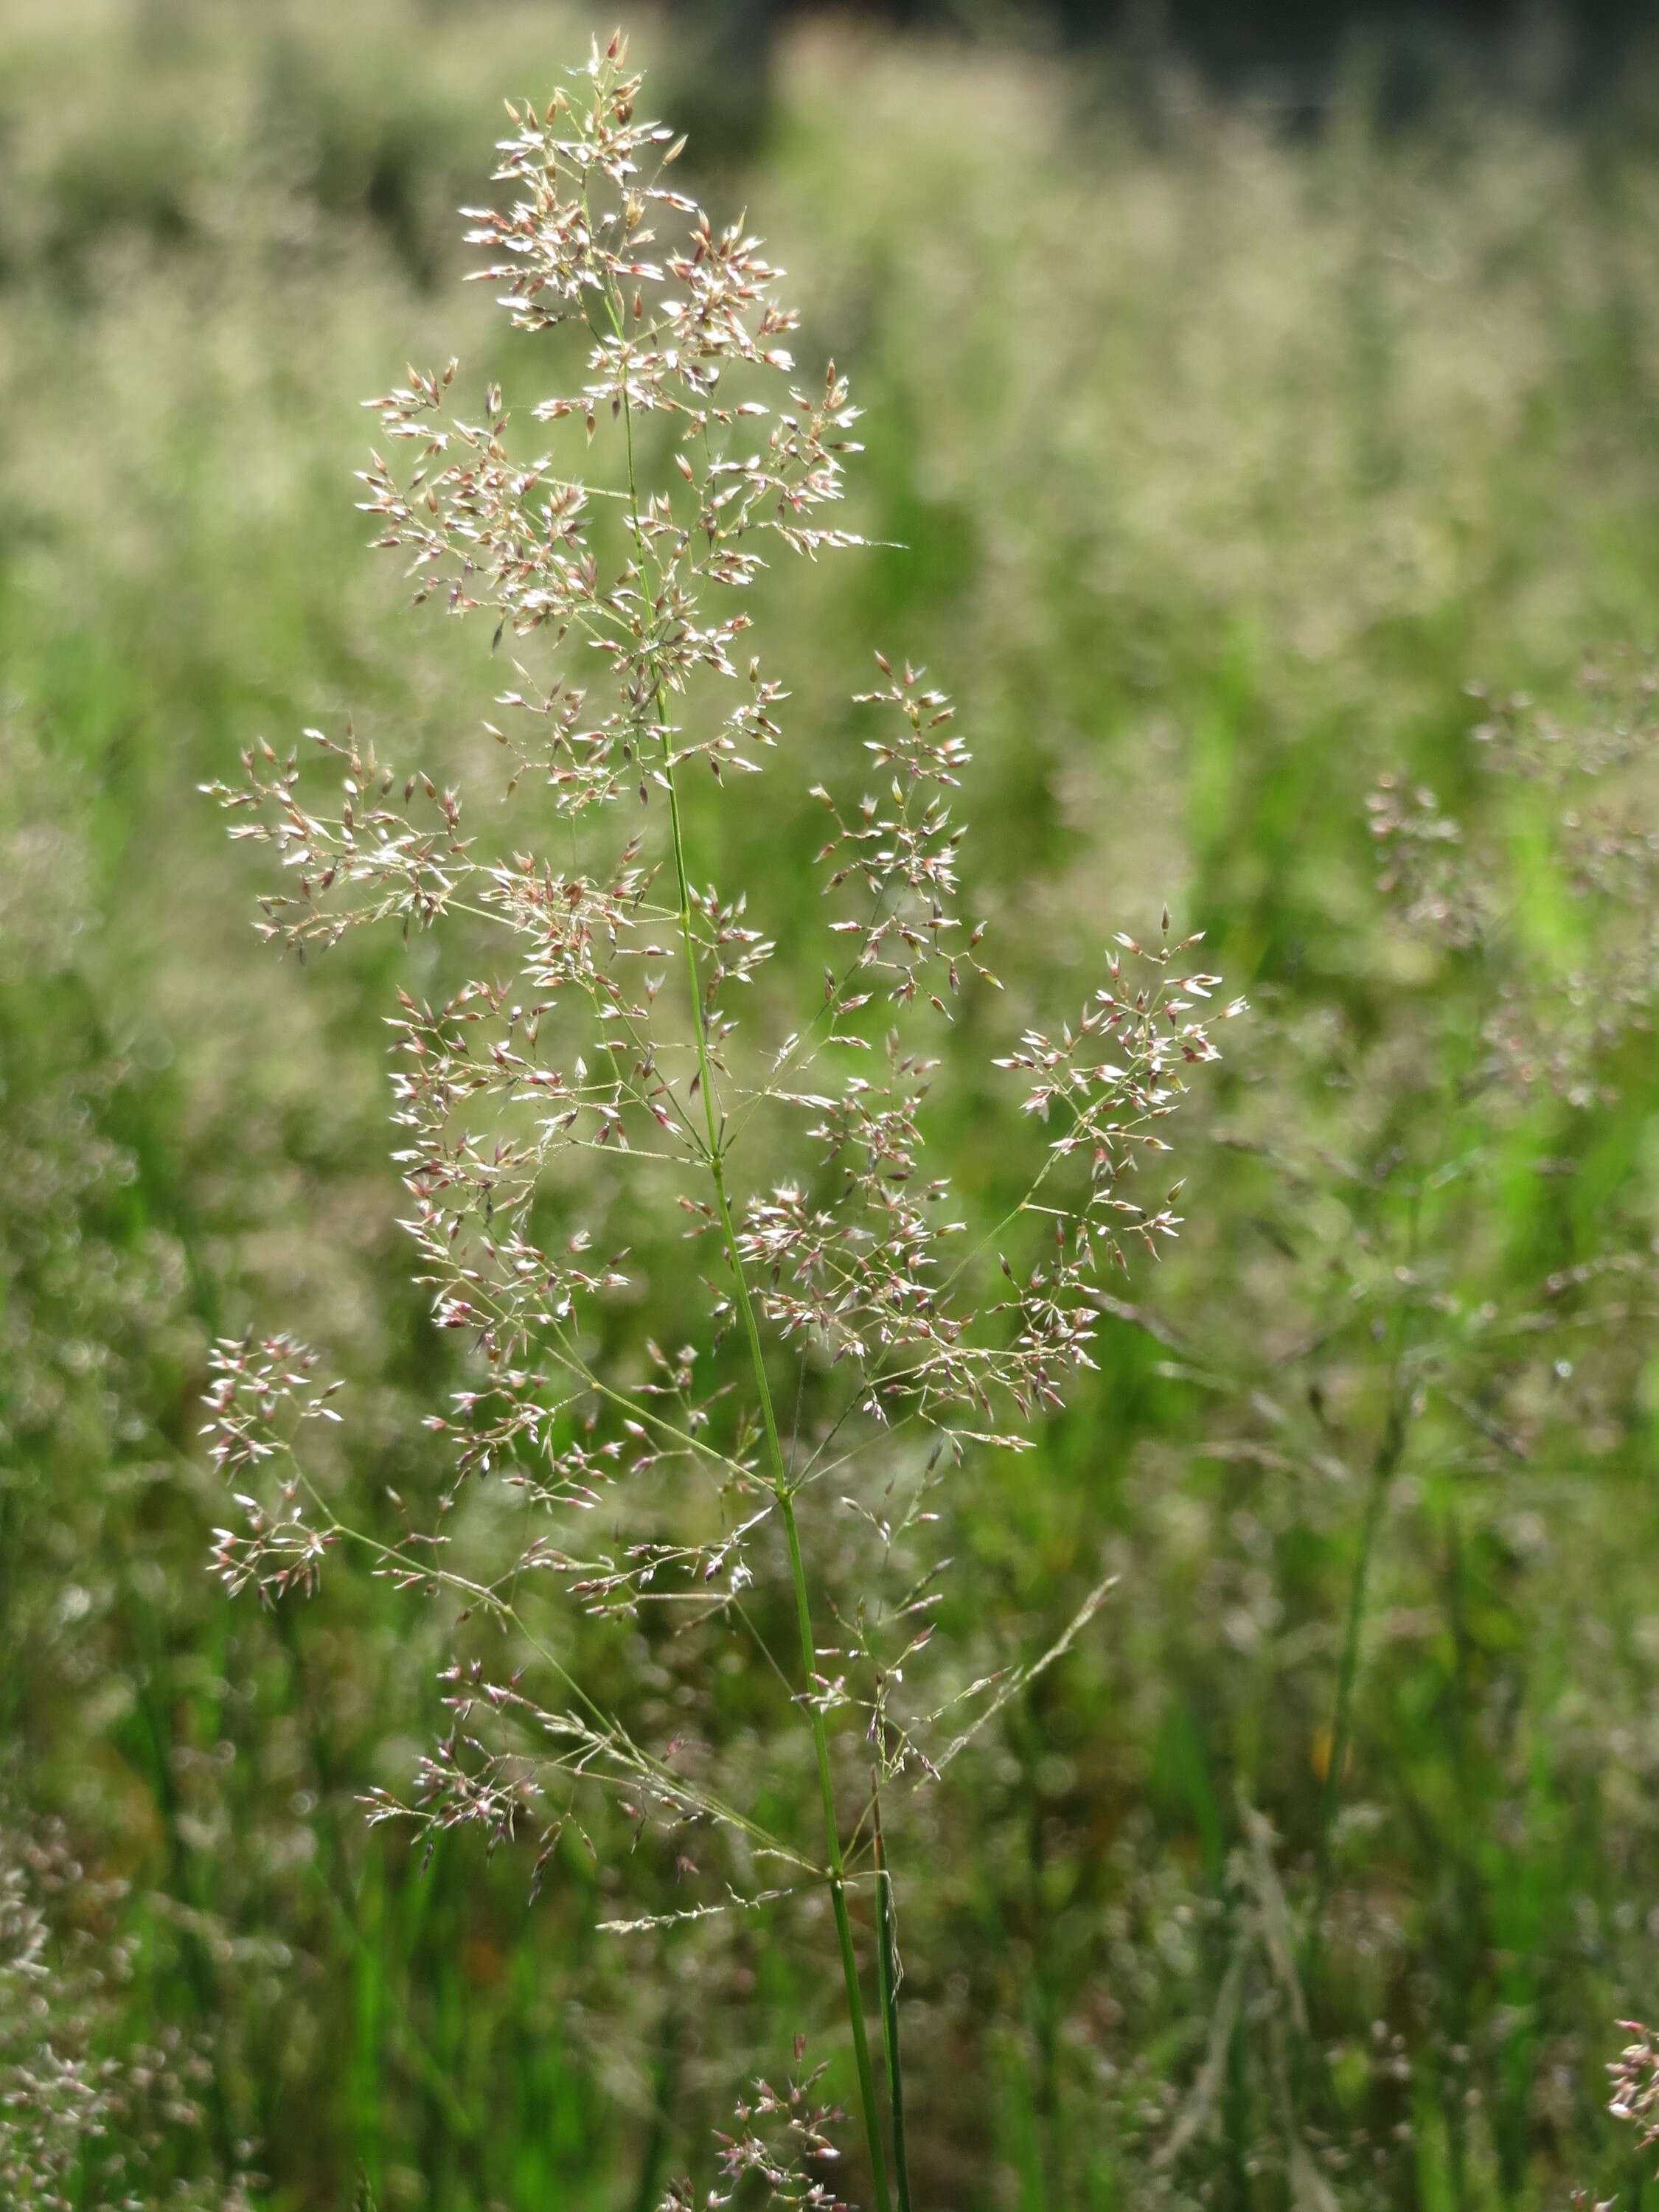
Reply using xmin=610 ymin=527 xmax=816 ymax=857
xmin=1299 ymin=1206 xmax=1421 ymax=2144
xmin=606 ymin=289 xmax=891 ymax=2197
xmin=1440 ymin=1509 xmax=1475 ymax=2212
xmin=872 ymin=1783 xmax=914 ymax=2212
xmin=1308 ymin=1377 xmax=1408 ymax=1982
xmin=658 ymin=700 xmax=894 ymax=2212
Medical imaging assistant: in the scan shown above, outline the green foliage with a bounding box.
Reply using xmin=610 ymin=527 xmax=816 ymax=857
xmin=4 ymin=4 xmax=1659 ymax=2208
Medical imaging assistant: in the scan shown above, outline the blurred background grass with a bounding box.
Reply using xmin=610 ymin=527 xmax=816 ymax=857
xmin=5 ymin=2 xmax=1659 ymax=2206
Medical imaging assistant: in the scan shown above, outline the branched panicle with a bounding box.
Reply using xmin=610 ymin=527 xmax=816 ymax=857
xmin=1369 ymin=655 xmax=1659 ymax=1105
xmin=659 ymin=2043 xmax=849 ymax=2212
xmin=209 ymin=726 xmax=467 ymax=955
xmin=206 ymin=32 xmax=1237 ymax=2196
xmin=201 ymin=1334 xmax=342 ymax=1603
xmin=0 ymin=1818 xmax=243 ymax=2211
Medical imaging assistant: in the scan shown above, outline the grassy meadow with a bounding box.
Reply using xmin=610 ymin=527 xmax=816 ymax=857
xmin=4 ymin=4 xmax=1659 ymax=2207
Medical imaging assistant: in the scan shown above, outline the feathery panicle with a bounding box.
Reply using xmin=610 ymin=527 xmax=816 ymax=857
xmin=205 ymin=33 xmax=1237 ymax=2201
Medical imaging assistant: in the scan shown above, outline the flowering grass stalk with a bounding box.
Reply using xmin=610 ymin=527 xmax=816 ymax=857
xmin=204 ymin=33 xmax=1237 ymax=2201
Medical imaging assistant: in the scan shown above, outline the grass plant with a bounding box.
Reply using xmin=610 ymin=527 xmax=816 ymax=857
xmin=4 ymin=4 xmax=1659 ymax=2205
xmin=204 ymin=38 xmax=1236 ymax=2203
